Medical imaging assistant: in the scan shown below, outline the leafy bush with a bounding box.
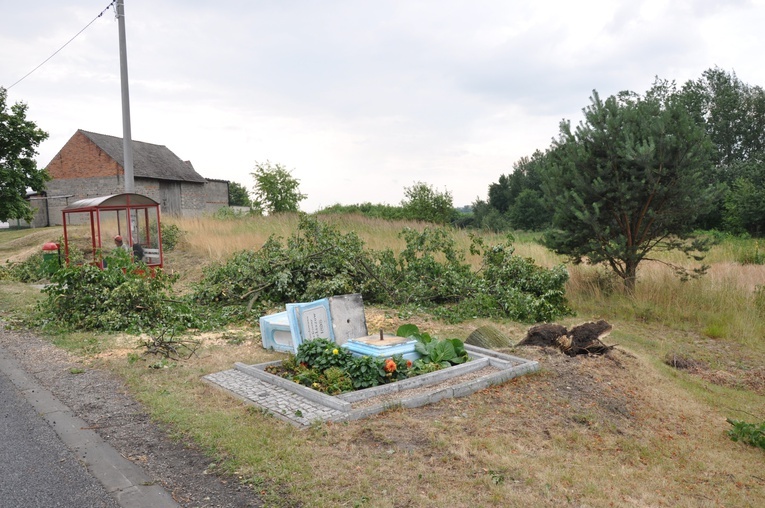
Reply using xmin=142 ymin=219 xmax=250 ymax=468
xmin=38 ymin=253 xmax=214 ymax=333
xmin=146 ymin=221 xmax=184 ymax=251
xmin=726 ymin=418 xmax=765 ymax=450
xmin=295 ymin=338 xmax=355 ymax=372
xmin=0 ymin=251 xmax=50 ymax=283
xmin=344 ymin=354 xmax=386 ymax=389
xmin=400 ymin=182 xmax=456 ymax=225
xmin=319 ymin=366 xmax=354 ymax=395
xmin=159 ymin=223 xmax=184 ymax=251
xmin=434 ymin=236 xmax=572 ymax=323
xmin=194 ymin=214 xmax=572 ymax=324
xmin=193 ymin=215 xmax=370 ymax=318
xmin=397 ymin=324 xmax=468 ymax=368
xmin=375 ymin=227 xmax=475 ymax=305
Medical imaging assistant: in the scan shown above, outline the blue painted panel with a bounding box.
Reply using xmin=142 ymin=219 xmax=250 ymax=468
xmin=286 ymin=298 xmax=334 ymax=349
xmin=259 ymin=311 xmax=296 ymax=353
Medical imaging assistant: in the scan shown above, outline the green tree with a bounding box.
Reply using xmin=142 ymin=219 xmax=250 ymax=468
xmin=482 ymin=150 xmax=550 ymax=232
xmin=541 ymin=80 xmax=715 ymax=292
xmin=680 ymin=68 xmax=765 ymax=230
xmin=682 ymin=67 xmax=765 ymax=166
xmin=401 ymin=182 xmax=455 ymax=225
xmin=0 ymin=88 xmax=49 ymax=222
xmin=723 ymin=156 xmax=765 ymax=236
xmin=250 ymin=161 xmax=306 ymax=214
xmin=508 ymin=189 xmax=548 ymax=231
xmin=487 ymin=174 xmax=514 ymax=213
xmin=228 ymin=181 xmax=252 ymax=207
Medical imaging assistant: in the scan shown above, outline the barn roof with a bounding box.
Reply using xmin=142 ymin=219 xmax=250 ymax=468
xmin=79 ymin=129 xmax=207 ymax=183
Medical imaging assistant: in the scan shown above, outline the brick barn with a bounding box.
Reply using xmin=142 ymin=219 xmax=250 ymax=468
xmin=41 ymin=129 xmax=229 ymax=226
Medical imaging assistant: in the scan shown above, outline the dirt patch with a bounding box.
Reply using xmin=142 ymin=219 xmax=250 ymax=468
xmin=0 ymin=322 xmax=268 ymax=508
xmin=665 ymin=350 xmax=765 ymax=396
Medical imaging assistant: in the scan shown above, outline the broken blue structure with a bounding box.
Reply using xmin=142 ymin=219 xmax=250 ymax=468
xmin=259 ymin=294 xmax=368 ymax=353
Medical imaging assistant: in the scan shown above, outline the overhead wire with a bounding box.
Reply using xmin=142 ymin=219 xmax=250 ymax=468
xmin=5 ymin=0 xmax=117 ymax=90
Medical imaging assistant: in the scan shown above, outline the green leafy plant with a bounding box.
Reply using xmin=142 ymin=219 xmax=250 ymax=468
xmin=318 ymin=366 xmax=354 ymax=395
xmin=398 ymin=324 xmax=468 ymax=368
xmin=344 ymin=355 xmax=385 ymax=389
xmin=0 ymin=251 xmax=51 ymax=283
xmin=38 ymin=259 xmax=217 ymax=333
xmin=192 ymin=215 xmax=368 ymax=320
xmin=726 ymin=418 xmax=765 ymax=450
xmin=295 ymin=338 xmax=354 ymax=372
xmin=193 ymin=214 xmax=572 ymax=325
xmin=147 ymin=221 xmax=184 ymax=251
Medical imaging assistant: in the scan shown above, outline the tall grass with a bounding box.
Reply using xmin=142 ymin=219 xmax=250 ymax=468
xmin=169 ymin=213 xmax=561 ymax=270
xmin=569 ymin=261 xmax=765 ymax=349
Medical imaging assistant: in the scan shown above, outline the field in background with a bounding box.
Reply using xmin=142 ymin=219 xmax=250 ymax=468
xmin=1 ymin=215 xmax=764 ymax=507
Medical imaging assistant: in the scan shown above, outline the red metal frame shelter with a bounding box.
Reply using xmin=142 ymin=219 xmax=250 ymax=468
xmin=61 ymin=193 xmax=164 ymax=269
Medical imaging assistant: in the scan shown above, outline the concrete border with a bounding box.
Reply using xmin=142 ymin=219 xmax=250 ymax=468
xmin=205 ymin=345 xmax=539 ymax=426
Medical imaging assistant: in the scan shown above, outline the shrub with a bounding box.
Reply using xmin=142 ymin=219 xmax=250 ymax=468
xmin=727 ymin=418 xmax=765 ymax=450
xmin=344 ymin=355 xmax=386 ymax=389
xmin=194 ymin=214 xmax=573 ymax=324
xmin=0 ymin=251 xmax=49 ymax=283
xmin=38 ymin=255 xmax=213 ymax=333
xmin=192 ymin=215 xmax=370 ymax=318
xmin=159 ymin=223 xmax=184 ymax=251
xmin=295 ymin=338 xmax=355 ymax=372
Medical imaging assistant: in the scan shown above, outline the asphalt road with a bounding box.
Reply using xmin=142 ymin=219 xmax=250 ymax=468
xmin=0 ymin=344 xmax=178 ymax=508
xmin=0 ymin=363 xmax=118 ymax=507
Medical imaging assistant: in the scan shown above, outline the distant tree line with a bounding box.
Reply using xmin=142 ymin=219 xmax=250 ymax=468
xmin=474 ymin=67 xmax=765 ymax=238
xmin=317 ymin=182 xmax=459 ymax=225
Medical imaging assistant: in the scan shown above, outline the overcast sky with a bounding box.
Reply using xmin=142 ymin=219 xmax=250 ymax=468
xmin=2 ymin=0 xmax=764 ymax=211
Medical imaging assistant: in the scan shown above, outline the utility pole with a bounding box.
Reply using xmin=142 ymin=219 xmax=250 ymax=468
xmin=116 ymin=0 xmax=134 ymax=193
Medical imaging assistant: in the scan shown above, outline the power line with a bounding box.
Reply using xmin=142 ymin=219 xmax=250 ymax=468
xmin=6 ymin=1 xmax=117 ymax=90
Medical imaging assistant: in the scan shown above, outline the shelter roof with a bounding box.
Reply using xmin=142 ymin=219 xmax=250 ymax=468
xmin=63 ymin=193 xmax=159 ymax=211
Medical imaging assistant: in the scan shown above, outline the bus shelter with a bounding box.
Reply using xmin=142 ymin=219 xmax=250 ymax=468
xmin=61 ymin=193 xmax=163 ymax=269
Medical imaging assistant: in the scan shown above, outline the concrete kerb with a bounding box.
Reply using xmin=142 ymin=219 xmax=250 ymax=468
xmin=204 ymin=345 xmax=540 ymax=427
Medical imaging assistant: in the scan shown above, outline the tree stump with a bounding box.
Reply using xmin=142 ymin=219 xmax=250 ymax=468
xmin=516 ymin=323 xmax=568 ymax=347
xmin=517 ymin=321 xmax=614 ymax=356
xmin=557 ymin=320 xmax=613 ymax=356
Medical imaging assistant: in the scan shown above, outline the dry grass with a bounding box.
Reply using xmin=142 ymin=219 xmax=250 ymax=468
xmin=166 ymin=213 xmax=557 ymax=277
xmin=95 ymin=326 xmax=764 ymax=508
xmin=2 ymin=218 xmax=765 ymax=507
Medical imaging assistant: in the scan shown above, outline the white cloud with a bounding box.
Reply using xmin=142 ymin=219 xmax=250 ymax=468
xmin=3 ymin=0 xmax=765 ymax=211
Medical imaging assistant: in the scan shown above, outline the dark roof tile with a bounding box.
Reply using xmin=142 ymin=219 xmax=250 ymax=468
xmin=79 ymin=129 xmax=207 ymax=183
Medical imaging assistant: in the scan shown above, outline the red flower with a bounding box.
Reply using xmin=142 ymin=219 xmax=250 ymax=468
xmin=383 ymin=358 xmax=397 ymax=373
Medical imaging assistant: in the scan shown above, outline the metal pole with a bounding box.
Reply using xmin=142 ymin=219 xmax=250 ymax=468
xmin=116 ymin=0 xmax=134 ymax=193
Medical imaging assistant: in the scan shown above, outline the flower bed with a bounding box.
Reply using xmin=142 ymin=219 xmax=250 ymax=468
xmin=264 ymin=325 xmax=470 ymax=395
